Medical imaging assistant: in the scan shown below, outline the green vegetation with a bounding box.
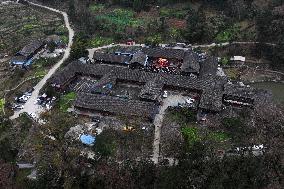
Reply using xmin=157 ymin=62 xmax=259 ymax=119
xmin=221 ymin=117 xmax=253 ymax=145
xmin=60 ymin=35 xmax=68 ymax=44
xmin=181 ymin=127 xmax=200 ymax=146
xmin=33 ymin=58 xmax=58 ymax=68
xmin=215 ymin=25 xmax=241 ymax=43
xmin=145 ymin=34 xmax=163 ymax=46
xmin=96 ymin=8 xmax=144 ymax=32
xmin=181 ymin=126 xmax=229 ymax=147
xmin=22 ymin=24 xmax=39 ymax=30
xmin=0 ymin=114 xmax=32 ymax=163
xmin=89 ymin=3 xmax=105 ymax=13
xmin=168 ymin=107 xmax=196 ymax=125
xmin=208 ymin=131 xmax=229 ymax=142
xmin=34 ymin=70 xmax=47 ymax=78
xmin=89 ymin=36 xmax=114 ymax=48
xmin=224 ymin=68 xmax=239 ymax=80
xmin=70 ymin=34 xmax=89 ymax=60
xmin=0 ymin=98 xmax=5 ymax=113
xmin=159 ymin=7 xmax=188 ymax=19
xmin=94 ymin=130 xmax=117 ymax=157
xmin=55 ymin=25 xmax=68 ymax=35
xmin=220 ymin=57 xmax=229 ymax=66
xmin=58 ymin=92 xmax=76 ymax=112
xmin=169 ymin=28 xmax=182 ymax=40
xmin=0 ymin=136 xmax=18 ymax=162
xmin=15 ymin=169 xmax=32 ymax=187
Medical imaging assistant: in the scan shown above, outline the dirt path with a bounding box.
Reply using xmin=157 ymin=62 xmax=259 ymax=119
xmin=152 ymin=95 xmax=187 ymax=164
xmin=10 ymin=1 xmax=74 ymax=120
xmin=192 ymin=41 xmax=276 ymax=48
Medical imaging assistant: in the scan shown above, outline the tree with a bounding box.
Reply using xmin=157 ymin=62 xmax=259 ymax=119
xmin=69 ymin=33 xmax=89 ymax=60
xmin=272 ymin=37 xmax=284 ymax=69
xmin=183 ymin=9 xmax=207 ymax=43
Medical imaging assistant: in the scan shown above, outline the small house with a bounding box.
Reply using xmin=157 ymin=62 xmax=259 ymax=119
xmin=10 ymin=40 xmax=45 ymax=66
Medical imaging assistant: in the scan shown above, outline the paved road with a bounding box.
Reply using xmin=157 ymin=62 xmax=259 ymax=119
xmin=10 ymin=1 xmax=74 ymax=120
xmin=87 ymin=43 xmax=146 ymax=61
xmin=192 ymin=41 xmax=276 ymax=48
xmin=88 ymin=41 xmax=276 ymax=61
xmin=152 ymin=95 xmax=188 ymax=164
xmin=17 ymin=163 xmax=35 ymax=169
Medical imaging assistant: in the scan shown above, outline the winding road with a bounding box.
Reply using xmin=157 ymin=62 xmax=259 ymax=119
xmin=152 ymin=95 xmax=188 ymax=164
xmin=9 ymin=1 xmax=74 ymax=120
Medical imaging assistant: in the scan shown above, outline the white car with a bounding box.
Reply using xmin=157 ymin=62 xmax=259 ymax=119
xmin=13 ymin=105 xmax=24 ymax=110
xmin=29 ymin=113 xmax=37 ymax=120
xmin=162 ymin=91 xmax=168 ymax=98
xmin=186 ymin=98 xmax=195 ymax=104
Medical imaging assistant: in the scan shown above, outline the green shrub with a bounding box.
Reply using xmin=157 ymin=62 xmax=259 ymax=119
xmin=58 ymin=92 xmax=76 ymax=112
xmin=215 ymin=25 xmax=241 ymax=43
xmin=55 ymin=25 xmax=68 ymax=35
xmin=209 ymin=131 xmax=229 ymax=142
xmin=96 ymin=8 xmax=144 ymax=33
xmin=94 ymin=130 xmax=116 ymax=157
xmin=21 ymin=24 xmax=39 ymax=30
xmin=0 ymin=98 xmax=5 ymax=114
xmin=160 ymin=8 xmax=188 ymax=19
xmin=181 ymin=127 xmax=200 ymax=146
xmin=221 ymin=57 xmax=229 ymax=66
xmin=145 ymin=34 xmax=163 ymax=46
xmin=89 ymin=36 xmax=114 ymax=48
xmin=168 ymin=107 xmax=196 ymax=125
xmin=89 ymin=3 xmax=105 ymax=13
xmin=60 ymin=35 xmax=68 ymax=44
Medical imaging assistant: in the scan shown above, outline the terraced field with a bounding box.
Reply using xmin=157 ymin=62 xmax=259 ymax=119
xmin=0 ymin=2 xmax=67 ymax=55
xmin=0 ymin=2 xmax=67 ymax=97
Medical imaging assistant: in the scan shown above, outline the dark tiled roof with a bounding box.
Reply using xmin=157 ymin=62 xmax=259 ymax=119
xmin=50 ymin=60 xmax=264 ymax=112
xmin=181 ymin=51 xmax=200 ymax=73
xmin=10 ymin=55 xmax=27 ymax=63
xmin=94 ymin=52 xmax=131 ymax=64
xmin=50 ymin=61 xmax=209 ymax=91
xmin=224 ymin=83 xmax=257 ymax=99
xmin=139 ymin=77 xmax=164 ymax=101
xmin=18 ymin=40 xmax=44 ymax=57
xmin=75 ymin=92 xmax=157 ymax=118
xmin=130 ymin=51 xmax=147 ymax=66
xmin=199 ymin=56 xmax=218 ymax=78
xmin=199 ymin=90 xmax=223 ymax=112
xmin=142 ymin=47 xmax=185 ymax=59
xmin=50 ymin=61 xmax=223 ymax=111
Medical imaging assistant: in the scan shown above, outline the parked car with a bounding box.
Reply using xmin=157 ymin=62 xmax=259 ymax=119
xmin=29 ymin=113 xmax=37 ymax=120
xmin=162 ymin=91 xmax=168 ymax=98
xmin=186 ymin=98 xmax=195 ymax=104
xmin=12 ymin=104 xmax=24 ymax=110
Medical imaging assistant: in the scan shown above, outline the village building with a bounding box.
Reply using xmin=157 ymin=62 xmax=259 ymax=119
xmin=49 ymin=47 xmax=268 ymax=121
xmin=10 ymin=40 xmax=45 ymax=66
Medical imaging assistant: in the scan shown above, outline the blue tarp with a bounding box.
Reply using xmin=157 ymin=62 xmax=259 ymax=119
xmin=105 ymin=83 xmax=113 ymax=89
xmin=80 ymin=134 xmax=96 ymax=146
xmin=25 ymin=59 xmax=33 ymax=66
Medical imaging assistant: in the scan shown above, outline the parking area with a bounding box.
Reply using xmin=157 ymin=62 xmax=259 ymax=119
xmin=12 ymin=88 xmax=35 ymax=111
